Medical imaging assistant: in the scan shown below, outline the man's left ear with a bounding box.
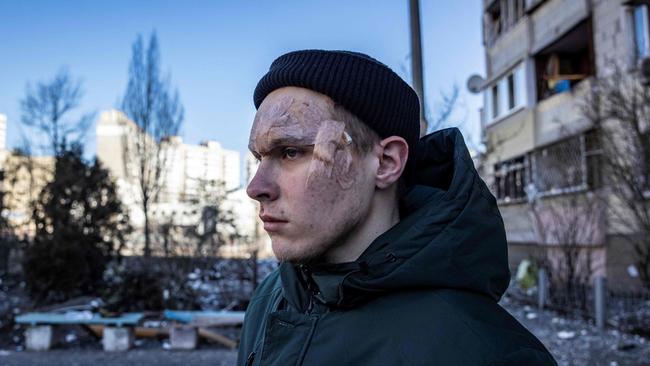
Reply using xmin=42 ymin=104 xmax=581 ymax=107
xmin=376 ymin=136 xmax=409 ymax=189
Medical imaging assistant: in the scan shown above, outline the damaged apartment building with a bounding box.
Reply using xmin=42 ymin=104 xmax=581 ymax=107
xmin=476 ymin=0 xmax=650 ymax=287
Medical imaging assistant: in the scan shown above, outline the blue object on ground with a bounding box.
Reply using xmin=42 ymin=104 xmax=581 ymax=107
xmin=163 ymin=310 xmax=245 ymax=324
xmin=15 ymin=312 xmax=144 ymax=326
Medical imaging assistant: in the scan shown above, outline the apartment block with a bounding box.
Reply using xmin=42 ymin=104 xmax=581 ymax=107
xmin=478 ymin=0 xmax=648 ymax=287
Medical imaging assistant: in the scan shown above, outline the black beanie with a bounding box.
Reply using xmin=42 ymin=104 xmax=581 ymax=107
xmin=253 ymin=49 xmax=420 ymax=184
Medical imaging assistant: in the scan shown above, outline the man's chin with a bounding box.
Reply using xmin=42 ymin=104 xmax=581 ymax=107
xmin=271 ymin=240 xmax=325 ymax=263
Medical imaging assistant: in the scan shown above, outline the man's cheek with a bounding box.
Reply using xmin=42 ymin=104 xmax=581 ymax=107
xmin=306 ymin=119 xmax=355 ymax=189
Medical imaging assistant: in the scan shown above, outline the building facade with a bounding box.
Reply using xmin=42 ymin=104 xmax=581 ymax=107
xmin=479 ymin=0 xmax=648 ymax=287
xmin=96 ymin=110 xmax=270 ymax=258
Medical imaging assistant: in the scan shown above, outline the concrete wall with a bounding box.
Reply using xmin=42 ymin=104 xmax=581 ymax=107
xmin=486 ymin=108 xmax=535 ymax=161
xmin=500 ymin=203 xmax=537 ymax=243
xmin=488 ymin=19 xmax=530 ymax=77
xmin=605 ymin=235 xmax=647 ymax=290
xmin=530 ymin=0 xmax=589 ymax=53
xmin=534 ymin=79 xmax=593 ymax=146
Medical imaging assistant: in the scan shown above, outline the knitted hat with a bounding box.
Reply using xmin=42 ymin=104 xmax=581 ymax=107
xmin=253 ymin=49 xmax=420 ymax=184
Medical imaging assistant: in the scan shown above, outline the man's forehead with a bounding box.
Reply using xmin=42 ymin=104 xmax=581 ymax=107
xmin=249 ymin=88 xmax=337 ymax=151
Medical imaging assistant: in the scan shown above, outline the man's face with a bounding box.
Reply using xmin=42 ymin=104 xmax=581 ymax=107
xmin=247 ymin=87 xmax=378 ymax=263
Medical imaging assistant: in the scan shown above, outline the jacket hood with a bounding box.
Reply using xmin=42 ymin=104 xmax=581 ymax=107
xmin=280 ymin=127 xmax=510 ymax=311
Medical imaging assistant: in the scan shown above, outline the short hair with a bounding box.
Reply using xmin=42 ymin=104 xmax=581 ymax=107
xmin=330 ymin=103 xmax=408 ymax=202
xmin=331 ymin=103 xmax=381 ymax=155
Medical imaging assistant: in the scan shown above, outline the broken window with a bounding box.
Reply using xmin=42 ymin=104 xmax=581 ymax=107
xmin=534 ymin=19 xmax=595 ymax=101
xmin=532 ymin=130 xmax=602 ymax=195
xmin=494 ymin=155 xmax=529 ymax=202
xmin=485 ymin=0 xmax=525 ymax=46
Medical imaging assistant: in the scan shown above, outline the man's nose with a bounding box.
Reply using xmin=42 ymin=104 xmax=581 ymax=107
xmin=246 ymin=162 xmax=279 ymax=202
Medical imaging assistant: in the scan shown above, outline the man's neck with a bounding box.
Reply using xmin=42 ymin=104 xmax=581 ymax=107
xmin=323 ymin=190 xmax=400 ymax=263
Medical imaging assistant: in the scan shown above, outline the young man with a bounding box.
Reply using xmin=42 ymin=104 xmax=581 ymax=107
xmin=239 ymin=50 xmax=556 ymax=366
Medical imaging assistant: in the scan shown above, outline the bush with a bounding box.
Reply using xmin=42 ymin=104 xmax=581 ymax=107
xmin=23 ymin=147 xmax=130 ymax=304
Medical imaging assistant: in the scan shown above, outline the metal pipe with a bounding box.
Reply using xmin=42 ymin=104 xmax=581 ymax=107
xmin=409 ymin=0 xmax=428 ymax=136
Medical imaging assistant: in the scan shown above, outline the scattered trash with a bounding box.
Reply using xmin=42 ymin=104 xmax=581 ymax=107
xmin=526 ymin=312 xmax=538 ymax=320
xmin=627 ymin=265 xmax=639 ymax=278
xmin=134 ymin=339 xmax=145 ymax=347
xmin=579 ymin=329 xmax=588 ymax=336
xmin=65 ymin=333 xmax=77 ymax=343
xmin=523 ymin=305 xmax=532 ymax=312
xmin=557 ymin=330 xmax=576 ymax=340
xmin=143 ymin=320 xmax=162 ymax=328
xmin=0 ymin=350 xmax=10 ymax=356
xmin=610 ymin=361 xmax=618 ymax=366
xmin=162 ymin=340 xmax=171 ymax=350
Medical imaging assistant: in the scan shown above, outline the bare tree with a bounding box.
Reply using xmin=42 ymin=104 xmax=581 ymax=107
xmin=581 ymin=64 xmax=650 ymax=290
xmin=153 ymin=179 xmax=241 ymax=257
xmin=20 ymin=69 xmax=94 ymax=156
xmin=398 ymin=58 xmax=464 ymax=134
xmin=121 ymin=32 xmax=184 ymax=257
xmin=427 ymin=84 xmax=461 ymax=133
xmin=526 ymin=188 xmax=604 ymax=289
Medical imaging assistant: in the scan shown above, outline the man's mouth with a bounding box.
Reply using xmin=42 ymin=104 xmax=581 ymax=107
xmin=259 ymin=214 xmax=289 ymax=232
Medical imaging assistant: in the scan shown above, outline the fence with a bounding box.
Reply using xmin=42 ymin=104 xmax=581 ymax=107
xmin=531 ymin=269 xmax=650 ymax=336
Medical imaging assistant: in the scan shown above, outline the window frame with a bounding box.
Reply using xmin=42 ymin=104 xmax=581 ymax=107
xmin=485 ymin=62 xmax=527 ymax=126
xmin=634 ymin=4 xmax=650 ymax=61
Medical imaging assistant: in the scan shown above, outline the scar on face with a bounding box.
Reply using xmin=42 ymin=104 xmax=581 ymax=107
xmin=307 ymin=120 xmax=355 ymax=189
xmin=251 ymin=96 xmax=332 ymax=153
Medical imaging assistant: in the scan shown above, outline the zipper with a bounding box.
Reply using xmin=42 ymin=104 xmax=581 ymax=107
xmin=245 ymin=351 xmax=255 ymax=366
xmin=299 ymin=264 xmax=318 ymax=314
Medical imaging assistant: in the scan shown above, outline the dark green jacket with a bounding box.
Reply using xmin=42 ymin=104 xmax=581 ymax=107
xmin=238 ymin=128 xmax=557 ymax=366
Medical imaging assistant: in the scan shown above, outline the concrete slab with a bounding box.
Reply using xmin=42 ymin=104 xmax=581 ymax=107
xmin=25 ymin=325 xmax=53 ymax=351
xmin=102 ymin=327 xmax=133 ymax=352
xmin=170 ymin=325 xmax=198 ymax=350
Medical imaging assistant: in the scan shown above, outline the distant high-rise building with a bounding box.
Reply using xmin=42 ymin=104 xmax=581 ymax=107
xmin=96 ymin=109 xmax=269 ymax=257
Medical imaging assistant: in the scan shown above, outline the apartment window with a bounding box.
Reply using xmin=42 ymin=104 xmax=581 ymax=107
xmin=494 ymin=156 xmax=529 ymax=202
xmin=491 ymin=85 xmax=500 ymax=119
xmin=584 ymin=129 xmax=603 ymax=190
xmin=485 ymin=0 xmax=525 ymax=46
xmin=507 ymin=74 xmax=516 ymax=109
xmin=486 ymin=63 xmax=526 ymax=124
xmin=634 ymin=5 xmax=650 ymax=60
xmin=532 ymin=131 xmax=602 ymax=195
xmin=535 ymin=20 xmax=595 ymax=101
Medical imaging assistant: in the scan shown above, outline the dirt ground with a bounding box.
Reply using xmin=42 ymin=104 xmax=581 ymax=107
xmin=500 ymin=297 xmax=650 ymax=366
xmin=0 ymin=349 xmax=237 ymax=366
xmin=0 ymin=298 xmax=648 ymax=366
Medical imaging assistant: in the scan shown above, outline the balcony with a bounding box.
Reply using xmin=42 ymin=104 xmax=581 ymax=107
xmin=534 ymin=77 xmax=593 ymax=147
xmin=530 ymin=0 xmax=589 ymax=54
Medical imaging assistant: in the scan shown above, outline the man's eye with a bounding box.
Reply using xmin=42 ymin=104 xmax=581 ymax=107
xmin=281 ymin=147 xmax=301 ymax=160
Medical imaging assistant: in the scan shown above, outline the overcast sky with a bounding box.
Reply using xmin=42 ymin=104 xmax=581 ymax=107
xmin=0 ymin=0 xmax=485 ymax=161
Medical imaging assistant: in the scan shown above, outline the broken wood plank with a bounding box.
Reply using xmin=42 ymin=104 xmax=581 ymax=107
xmin=86 ymin=324 xmax=170 ymax=338
xmin=197 ymin=327 xmax=237 ymax=349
